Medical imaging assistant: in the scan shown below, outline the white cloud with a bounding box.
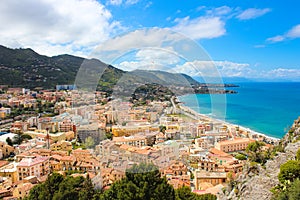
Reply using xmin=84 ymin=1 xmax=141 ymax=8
xmin=171 ymin=60 xmax=251 ymax=78
xmin=107 ymin=0 xmax=123 ymax=6
xmin=107 ymin=0 xmax=139 ymax=6
xmin=267 ymin=35 xmax=285 ymax=43
xmin=237 ymin=8 xmax=271 ymax=20
xmin=0 ymin=0 xmax=121 ymax=56
xmin=263 ymin=68 xmax=300 ymax=79
xmin=287 ymin=24 xmax=300 ymax=38
xmin=125 ymin=0 xmax=139 ymax=5
xmin=172 ymin=16 xmax=226 ymax=40
xmin=206 ymin=6 xmax=232 ymax=16
xmin=115 ymin=48 xmax=181 ymax=71
xmin=266 ymin=24 xmax=300 ymax=43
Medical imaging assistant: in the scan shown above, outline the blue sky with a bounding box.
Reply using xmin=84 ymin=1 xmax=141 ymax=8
xmin=0 ymin=0 xmax=299 ymax=81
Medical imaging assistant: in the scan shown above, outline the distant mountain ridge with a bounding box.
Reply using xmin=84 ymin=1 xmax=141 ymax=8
xmin=0 ymin=45 xmax=202 ymax=92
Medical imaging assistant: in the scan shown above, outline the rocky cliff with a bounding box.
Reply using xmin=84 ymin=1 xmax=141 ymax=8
xmin=219 ymin=118 xmax=300 ymax=200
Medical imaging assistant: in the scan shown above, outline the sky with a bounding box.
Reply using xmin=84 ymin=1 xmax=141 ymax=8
xmin=0 ymin=0 xmax=299 ymax=81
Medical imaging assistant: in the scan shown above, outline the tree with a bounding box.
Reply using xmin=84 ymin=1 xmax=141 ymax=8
xmin=26 ymin=173 xmax=98 ymax=200
xmin=101 ymin=163 xmax=175 ymax=200
xmin=78 ymin=174 xmax=95 ymax=200
xmin=84 ymin=136 xmax=95 ymax=149
xmin=13 ymin=134 xmax=23 ymax=145
xmin=21 ymin=134 xmax=32 ymax=140
xmin=246 ymin=141 xmax=266 ymax=163
xmin=278 ymin=160 xmax=300 ymax=184
xmin=175 ymin=186 xmax=217 ymax=200
xmin=235 ymin=153 xmax=247 ymax=160
xmin=6 ymin=137 xmax=13 ymax=146
xmin=159 ymin=125 xmax=166 ymax=134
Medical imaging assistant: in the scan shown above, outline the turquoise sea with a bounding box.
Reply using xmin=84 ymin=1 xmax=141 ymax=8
xmin=178 ymin=82 xmax=300 ymax=139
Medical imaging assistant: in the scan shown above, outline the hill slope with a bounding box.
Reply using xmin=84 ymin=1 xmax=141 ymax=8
xmin=0 ymin=45 xmax=203 ymax=93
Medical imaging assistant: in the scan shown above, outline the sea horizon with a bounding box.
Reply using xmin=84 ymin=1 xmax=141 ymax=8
xmin=178 ymin=81 xmax=300 ymax=139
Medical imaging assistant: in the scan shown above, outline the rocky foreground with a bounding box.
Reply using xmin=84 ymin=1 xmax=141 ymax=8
xmin=219 ymin=118 xmax=300 ymax=200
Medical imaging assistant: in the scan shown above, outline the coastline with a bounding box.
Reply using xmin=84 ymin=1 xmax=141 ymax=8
xmin=178 ymin=103 xmax=280 ymax=142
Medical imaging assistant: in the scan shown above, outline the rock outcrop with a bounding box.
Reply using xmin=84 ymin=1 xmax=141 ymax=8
xmin=219 ymin=117 xmax=300 ymax=200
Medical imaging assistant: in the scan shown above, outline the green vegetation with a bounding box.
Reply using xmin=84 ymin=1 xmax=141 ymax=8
xmin=246 ymin=141 xmax=268 ymax=164
xmin=278 ymin=160 xmax=300 ymax=184
xmin=101 ymin=163 xmax=175 ymax=200
xmin=6 ymin=134 xmax=33 ymax=146
xmin=296 ymin=148 xmax=300 ymax=161
xmin=271 ymin=148 xmax=300 ymax=200
xmin=176 ymin=186 xmax=217 ymax=200
xmin=235 ymin=153 xmax=247 ymax=160
xmin=0 ymin=45 xmax=204 ymax=93
xmin=159 ymin=125 xmax=166 ymax=133
xmin=84 ymin=136 xmax=95 ymax=149
xmin=25 ymin=163 xmax=217 ymax=200
xmin=24 ymin=173 xmax=96 ymax=200
xmin=6 ymin=137 xmax=13 ymax=146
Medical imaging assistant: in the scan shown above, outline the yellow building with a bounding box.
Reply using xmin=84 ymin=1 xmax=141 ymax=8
xmin=194 ymin=170 xmax=227 ymax=190
xmin=0 ymin=162 xmax=18 ymax=184
xmin=24 ymin=130 xmax=67 ymax=142
xmin=215 ymin=138 xmax=254 ymax=152
xmin=112 ymin=125 xmax=159 ymax=137
xmin=113 ymin=135 xmax=147 ymax=147
xmin=51 ymin=141 xmax=72 ymax=151
xmin=0 ymin=141 xmax=15 ymax=158
xmin=12 ymin=182 xmax=34 ymax=199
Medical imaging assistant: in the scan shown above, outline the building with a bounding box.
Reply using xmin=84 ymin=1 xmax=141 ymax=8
xmin=50 ymin=141 xmax=72 ymax=151
xmin=17 ymin=156 xmax=50 ymax=181
xmin=113 ymin=135 xmax=147 ymax=147
xmin=12 ymin=182 xmax=34 ymax=199
xmin=215 ymin=138 xmax=254 ymax=152
xmin=0 ymin=162 xmax=18 ymax=184
xmin=194 ymin=170 xmax=227 ymax=190
xmin=0 ymin=107 xmax=11 ymax=119
xmin=111 ymin=124 xmax=159 ymax=137
xmin=24 ymin=130 xmax=67 ymax=142
xmin=0 ymin=141 xmax=14 ymax=158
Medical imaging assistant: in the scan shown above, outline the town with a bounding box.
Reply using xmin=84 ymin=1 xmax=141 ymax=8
xmin=0 ymin=85 xmax=278 ymax=199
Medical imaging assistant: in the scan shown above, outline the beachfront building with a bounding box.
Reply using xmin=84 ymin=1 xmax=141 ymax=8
xmin=215 ymin=138 xmax=253 ymax=152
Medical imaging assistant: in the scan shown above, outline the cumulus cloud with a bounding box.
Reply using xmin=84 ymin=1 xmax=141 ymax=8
xmin=236 ymin=8 xmax=271 ymax=20
xmin=0 ymin=0 xmax=122 ymax=56
xmin=115 ymin=48 xmax=181 ymax=71
xmin=172 ymin=16 xmax=226 ymax=40
xmin=265 ymin=68 xmax=300 ymax=78
xmin=172 ymin=60 xmax=251 ymax=77
xmin=266 ymin=24 xmax=300 ymax=43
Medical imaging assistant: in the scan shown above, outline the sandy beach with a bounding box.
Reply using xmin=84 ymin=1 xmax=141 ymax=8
xmin=178 ymin=104 xmax=280 ymax=142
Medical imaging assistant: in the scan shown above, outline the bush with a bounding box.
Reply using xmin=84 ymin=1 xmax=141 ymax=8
xmin=235 ymin=153 xmax=247 ymax=160
xmin=278 ymin=160 xmax=300 ymax=184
